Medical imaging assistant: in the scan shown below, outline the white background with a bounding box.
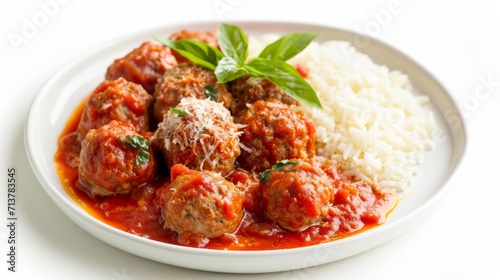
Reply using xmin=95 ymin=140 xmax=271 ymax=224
xmin=1 ymin=0 xmax=499 ymax=279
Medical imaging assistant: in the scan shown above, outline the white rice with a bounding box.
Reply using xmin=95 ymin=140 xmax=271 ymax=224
xmin=248 ymin=35 xmax=437 ymax=196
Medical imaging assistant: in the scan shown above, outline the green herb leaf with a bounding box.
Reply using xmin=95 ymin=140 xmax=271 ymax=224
xmin=273 ymin=159 xmax=301 ymax=170
xmin=154 ymin=24 xmax=324 ymax=109
xmin=204 ymin=85 xmax=219 ymax=101
xmin=119 ymin=135 xmax=151 ymax=166
xmin=136 ymin=150 xmax=150 ymax=166
xmin=259 ymin=160 xmax=301 ymax=183
xmin=214 ymin=56 xmax=249 ymax=83
xmin=247 ymin=58 xmax=323 ymax=109
xmin=258 ymin=32 xmax=320 ymax=61
xmin=259 ymin=170 xmax=272 ymax=183
xmin=217 ymin=23 xmax=248 ymax=64
xmin=170 ymin=108 xmax=188 ymax=116
xmin=120 ymin=135 xmax=150 ymax=150
xmin=154 ymin=37 xmax=223 ymax=70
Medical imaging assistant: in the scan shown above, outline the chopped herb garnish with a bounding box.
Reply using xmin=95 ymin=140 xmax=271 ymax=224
xmin=170 ymin=108 xmax=188 ymax=116
xmin=119 ymin=135 xmax=151 ymax=166
xmin=259 ymin=159 xmax=301 ymax=183
xmin=204 ymin=84 xmax=219 ymax=101
xmin=156 ymin=23 xmax=323 ymax=109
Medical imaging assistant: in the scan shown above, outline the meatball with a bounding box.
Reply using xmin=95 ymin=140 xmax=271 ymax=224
xmin=105 ymin=41 xmax=177 ymax=93
xmin=77 ymin=78 xmax=153 ymax=141
xmin=168 ymin=29 xmax=218 ymax=64
xmin=237 ymin=99 xmax=316 ymax=172
xmin=152 ymin=64 xmax=233 ymax=123
xmin=78 ymin=121 xmax=157 ymax=197
xmin=229 ymin=169 xmax=264 ymax=216
xmin=229 ymin=75 xmax=299 ymax=117
xmin=154 ymin=97 xmax=241 ymax=176
xmin=157 ymin=164 xmax=244 ymax=239
xmin=261 ymin=159 xmax=334 ymax=231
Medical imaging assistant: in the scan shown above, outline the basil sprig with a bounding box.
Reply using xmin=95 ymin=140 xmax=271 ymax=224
xmin=119 ymin=135 xmax=151 ymax=166
xmin=156 ymin=23 xmax=323 ymax=109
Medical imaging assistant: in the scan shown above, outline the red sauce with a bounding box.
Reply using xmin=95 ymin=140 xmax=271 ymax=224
xmin=54 ymin=99 xmax=397 ymax=250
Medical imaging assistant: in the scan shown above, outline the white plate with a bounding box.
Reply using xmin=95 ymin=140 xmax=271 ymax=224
xmin=25 ymin=21 xmax=467 ymax=273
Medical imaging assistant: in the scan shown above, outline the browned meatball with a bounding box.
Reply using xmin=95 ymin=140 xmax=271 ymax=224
xmin=261 ymin=159 xmax=334 ymax=231
xmin=237 ymin=99 xmax=316 ymax=172
xmin=105 ymin=41 xmax=177 ymax=93
xmin=229 ymin=75 xmax=299 ymax=117
xmin=76 ymin=78 xmax=153 ymax=141
xmin=156 ymin=164 xmax=244 ymax=240
xmin=154 ymin=97 xmax=241 ymax=176
xmin=78 ymin=121 xmax=157 ymax=197
xmin=152 ymin=64 xmax=233 ymax=123
xmin=168 ymin=29 xmax=218 ymax=64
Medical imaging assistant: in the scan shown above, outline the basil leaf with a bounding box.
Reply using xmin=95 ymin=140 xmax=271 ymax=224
xmin=155 ymin=24 xmax=324 ymax=110
xmin=259 ymin=160 xmax=301 ymax=183
xmin=136 ymin=150 xmax=151 ymax=166
xmin=154 ymin=37 xmax=223 ymax=70
xmin=258 ymin=33 xmax=320 ymax=61
xmin=246 ymin=58 xmax=323 ymax=109
xmin=119 ymin=135 xmax=151 ymax=166
xmin=273 ymin=159 xmax=301 ymax=170
xmin=204 ymin=85 xmax=219 ymax=101
xmin=120 ymin=135 xmax=150 ymax=150
xmin=215 ymin=56 xmax=249 ymax=83
xmin=170 ymin=108 xmax=188 ymax=116
xmin=217 ymin=23 xmax=248 ymax=64
xmin=242 ymin=62 xmax=277 ymax=77
xmin=258 ymin=169 xmax=272 ymax=183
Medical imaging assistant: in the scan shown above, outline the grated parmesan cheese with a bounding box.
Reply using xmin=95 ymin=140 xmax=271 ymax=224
xmin=154 ymin=97 xmax=242 ymax=175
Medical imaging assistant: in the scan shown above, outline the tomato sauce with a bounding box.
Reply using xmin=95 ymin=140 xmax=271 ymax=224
xmin=54 ymin=99 xmax=397 ymax=250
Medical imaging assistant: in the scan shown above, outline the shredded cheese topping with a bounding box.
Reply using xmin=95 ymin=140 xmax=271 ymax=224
xmin=155 ymin=97 xmax=242 ymax=170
